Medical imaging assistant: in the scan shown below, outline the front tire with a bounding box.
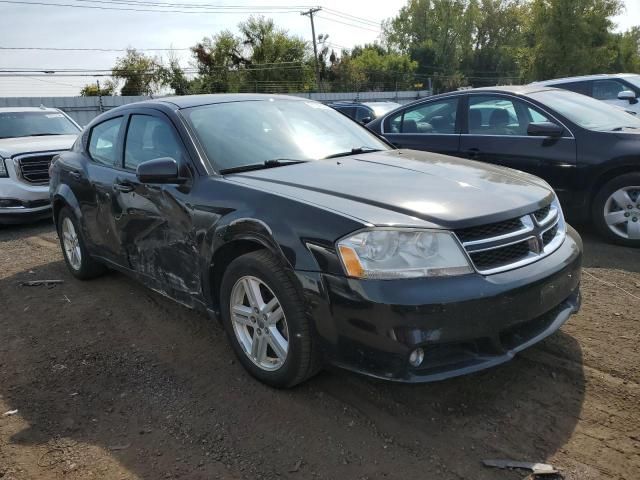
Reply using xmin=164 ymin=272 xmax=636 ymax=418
xmin=220 ymin=250 xmax=320 ymax=388
xmin=592 ymin=173 xmax=640 ymax=247
xmin=57 ymin=206 xmax=106 ymax=279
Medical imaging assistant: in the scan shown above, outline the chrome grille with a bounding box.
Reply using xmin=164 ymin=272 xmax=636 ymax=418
xmin=455 ymin=201 xmax=566 ymax=275
xmin=15 ymin=153 xmax=58 ymax=184
xmin=469 ymin=240 xmax=531 ymax=270
xmin=456 ymin=217 xmax=523 ymax=243
xmin=533 ymin=204 xmax=551 ymax=223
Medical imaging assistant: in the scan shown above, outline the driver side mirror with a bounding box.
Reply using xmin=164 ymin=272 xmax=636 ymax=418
xmin=527 ymin=122 xmax=564 ymax=137
xmin=136 ymin=157 xmax=183 ymax=184
xmin=618 ymin=90 xmax=638 ymax=104
xmin=359 ymin=117 xmax=372 ymax=125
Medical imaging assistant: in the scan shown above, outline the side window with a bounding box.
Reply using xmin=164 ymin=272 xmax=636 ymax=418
xmin=592 ymin=80 xmax=627 ymax=100
xmin=469 ymin=95 xmax=554 ymax=136
xmin=88 ymin=117 xmax=123 ymax=166
xmin=124 ymin=115 xmax=184 ymax=171
xmin=355 ymin=106 xmax=372 ymax=122
xmin=390 ymin=98 xmax=459 ymax=134
xmin=468 ymin=96 xmax=524 ymax=135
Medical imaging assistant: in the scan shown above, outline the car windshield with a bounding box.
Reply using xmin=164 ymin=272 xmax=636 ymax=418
xmin=182 ymin=99 xmax=390 ymax=171
xmin=624 ymin=75 xmax=640 ymax=90
xmin=0 ymin=111 xmax=80 ymax=139
xmin=529 ymin=89 xmax=640 ymax=131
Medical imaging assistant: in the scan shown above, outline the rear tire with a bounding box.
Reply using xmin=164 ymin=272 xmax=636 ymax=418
xmin=220 ymin=250 xmax=321 ymax=388
xmin=592 ymin=173 xmax=640 ymax=247
xmin=57 ymin=206 xmax=106 ymax=279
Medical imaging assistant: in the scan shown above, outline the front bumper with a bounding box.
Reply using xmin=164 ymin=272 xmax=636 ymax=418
xmin=300 ymin=226 xmax=582 ymax=382
xmin=0 ymin=173 xmax=51 ymax=224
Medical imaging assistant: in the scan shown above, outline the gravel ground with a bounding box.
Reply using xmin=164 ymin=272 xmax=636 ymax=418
xmin=0 ymin=220 xmax=638 ymax=480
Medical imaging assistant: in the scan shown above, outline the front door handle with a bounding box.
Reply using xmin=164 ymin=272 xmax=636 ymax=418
xmin=465 ymin=148 xmax=481 ymax=159
xmin=113 ymin=180 xmax=135 ymax=193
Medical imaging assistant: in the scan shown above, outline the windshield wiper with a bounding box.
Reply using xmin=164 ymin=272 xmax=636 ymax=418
xmin=323 ymin=147 xmax=383 ymax=159
xmin=611 ymin=126 xmax=639 ymax=131
xmin=219 ymin=158 xmax=307 ymax=175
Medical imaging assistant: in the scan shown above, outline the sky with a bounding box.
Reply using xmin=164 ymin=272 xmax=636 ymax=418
xmin=0 ymin=0 xmax=638 ymax=97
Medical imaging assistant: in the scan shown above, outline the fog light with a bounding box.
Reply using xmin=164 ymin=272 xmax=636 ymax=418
xmin=409 ymin=348 xmax=424 ymax=367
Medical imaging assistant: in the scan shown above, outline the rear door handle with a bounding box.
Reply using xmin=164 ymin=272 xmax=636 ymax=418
xmin=113 ymin=180 xmax=135 ymax=193
xmin=465 ymin=148 xmax=481 ymax=159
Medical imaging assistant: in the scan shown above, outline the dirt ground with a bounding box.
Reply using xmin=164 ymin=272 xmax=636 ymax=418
xmin=0 ymin=220 xmax=638 ymax=480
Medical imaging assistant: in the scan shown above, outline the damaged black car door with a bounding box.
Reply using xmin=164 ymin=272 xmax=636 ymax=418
xmin=111 ymin=110 xmax=200 ymax=296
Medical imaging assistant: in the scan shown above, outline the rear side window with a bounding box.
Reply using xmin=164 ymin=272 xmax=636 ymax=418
xmin=88 ymin=117 xmax=123 ymax=166
xmin=335 ymin=106 xmax=355 ymax=119
xmin=388 ymin=98 xmax=458 ymax=134
xmin=552 ymin=81 xmax=591 ymax=96
xmin=124 ymin=115 xmax=184 ymax=170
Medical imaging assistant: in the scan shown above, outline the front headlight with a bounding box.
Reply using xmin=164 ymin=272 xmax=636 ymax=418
xmin=0 ymin=158 xmax=7 ymax=178
xmin=336 ymin=229 xmax=473 ymax=279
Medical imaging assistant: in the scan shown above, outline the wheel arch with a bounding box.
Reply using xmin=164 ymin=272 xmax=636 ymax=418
xmin=51 ymin=184 xmax=82 ymax=227
xmin=205 ymin=219 xmax=294 ymax=315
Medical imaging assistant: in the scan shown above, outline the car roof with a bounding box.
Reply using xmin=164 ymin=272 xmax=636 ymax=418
xmin=415 ymin=85 xmax=559 ymax=101
xmin=330 ymin=101 xmax=399 ymax=106
xmin=152 ymin=93 xmax=308 ymax=109
xmin=0 ymin=106 xmax=61 ymax=113
xmin=532 ymin=73 xmax=640 ymax=85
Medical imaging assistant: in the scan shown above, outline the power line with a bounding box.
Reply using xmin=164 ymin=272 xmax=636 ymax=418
xmin=0 ymin=46 xmax=192 ymax=52
xmin=0 ymin=0 xmax=305 ymax=14
xmin=322 ymin=8 xmax=381 ymax=27
xmin=315 ymin=14 xmax=381 ymax=34
xmin=84 ymin=0 xmax=311 ymax=9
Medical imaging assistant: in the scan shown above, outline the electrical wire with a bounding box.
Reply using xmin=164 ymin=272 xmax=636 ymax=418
xmin=0 ymin=0 xmax=304 ymax=14
xmin=315 ymin=14 xmax=381 ymax=34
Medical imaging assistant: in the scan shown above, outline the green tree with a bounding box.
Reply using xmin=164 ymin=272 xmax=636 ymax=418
xmin=79 ymin=80 xmax=116 ymax=97
xmin=330 ymin=44 xmax=417 ymax=91
xmin=112 ymin=48 xmax=164 ymax=96
xmin=191 ymin=16 xmax=313 ymax=93
xmin=524 ymin=0 xmax=623 ymax=81
xmin=613 ymin=26 xmax=640 ymax=72
xmin=383 ymin=0 xmax=472 ymax=89
xmin=191 ymin=31 xmax=244 ymax=93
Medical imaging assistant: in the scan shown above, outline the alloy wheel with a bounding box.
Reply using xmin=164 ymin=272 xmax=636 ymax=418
xmin=61 ymin=217 xmax=82 ymax=270
xmin=603 ymin=186 xmax=640 ymax=240
xmin=229 ymin=275 xmax=289 ymax=371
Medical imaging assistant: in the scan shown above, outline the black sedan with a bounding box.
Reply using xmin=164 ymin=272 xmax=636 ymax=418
xmin=49 ymin=94 xmax=581 ymax=387
xmin=367 ymin=86 xmax=640 ymax=247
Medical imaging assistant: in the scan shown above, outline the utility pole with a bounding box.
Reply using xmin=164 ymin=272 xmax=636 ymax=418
xmin=301 ymin=7 xmax=322 ymax=92
xmin=96 ymin=79 xmax=104 ymax=113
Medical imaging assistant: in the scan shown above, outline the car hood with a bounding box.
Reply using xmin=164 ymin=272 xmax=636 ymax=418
xmin=226 ymin=149 xmax=555 ymax=229
xmin=0 ymin=135 xmax=77 ymax=157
